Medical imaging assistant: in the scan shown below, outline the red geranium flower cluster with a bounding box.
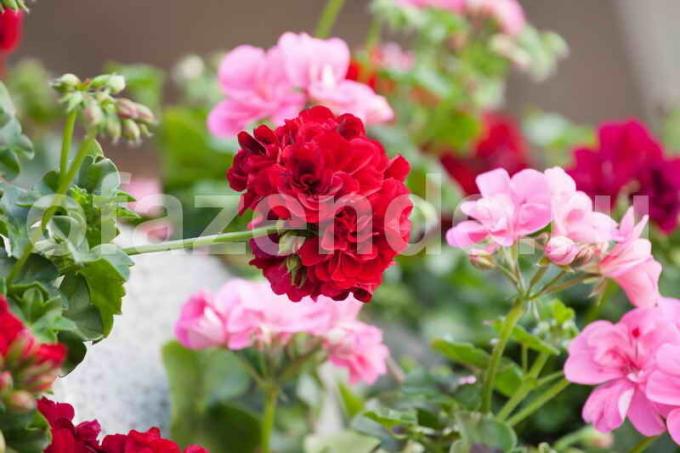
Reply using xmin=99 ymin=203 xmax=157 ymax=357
xmin=0 ymin=296 xmax=66 ymax=410
xmin=568 ymin=120 xmax=680 ymax=234
xmin=228 ymin=106 xmax=412 ymax=302
xmin=39 ymin=398 xmax=207 ymax=453
xmin=440 ymin=113 xmax=529 ymax=196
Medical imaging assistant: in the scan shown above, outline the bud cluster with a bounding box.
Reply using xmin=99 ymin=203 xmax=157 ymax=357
xmin=51 ymin=73 xmax=156 ymax=144
xmin=0 ymin=297 xmax=66 ymax=414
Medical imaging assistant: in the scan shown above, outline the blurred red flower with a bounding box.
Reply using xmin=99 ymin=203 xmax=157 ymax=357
xmin=228 ymin=106 xmax=412 ymax=302
xmin=0 ymin=9 xmax=22 ymax=53
xmin=39 ymin=398 xmax=102 ymax=453
xmin=440 ymin=113 xmax=529 ymax=195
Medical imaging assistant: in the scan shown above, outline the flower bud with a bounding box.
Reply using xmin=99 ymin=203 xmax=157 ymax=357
xmin=0 ymin=371 xmax=13 ymax=393
xmin=544 ymin=236 xmax=579 ymax=266
xmin=83 ymin=98 xmax=105 ymax=130
xmin=51 ymin=73 xmax=81 ymax=93
xmin=582 ymin=427 xmax=614 ymax=449
xmin=6 ymin=390 xmax=35 ymax=413
xmin=116 ymin=98 xmax=138 ymax=119
xmin=91 ymin=74 xmax=126 ymax=94
xmin=106 ymin=116 xmax=122 ymax=142
xmin=278 ymin=232 xmax=305 ymax=256
xmin=135 ymin=104 xmax=156 ymax=124
xmin=571 ymin=246 xmax=596 ymax=268
xmin=122 ymin=119 xmax=141 ymax=144
xmin=469 ymin=252 xmax=495 ymax=270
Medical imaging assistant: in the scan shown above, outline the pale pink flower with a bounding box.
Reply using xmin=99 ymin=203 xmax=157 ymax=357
xmin=647 ymin=344 xmax=680 ymax=444
xmin=309 ymin=79 xmax=394 ymax=124
xmin=123 ymin=178 xmax=164 ymax=217
xmin=564 ymin=308 xmax=680 ymax=437
xmin=465 ymin=0 xmax=526 ymax=36
xmin=447 ymin=168 xmax=552 ymax=249
xmin=324 ymin=321 xmax=389 ymax=385
xmin=208 ymin=45 xmax=305 ymax=137
xmin=599 ymin=208 xmax=662 ymax=308
xmin=175 ymin=291 xmax=228 ymax=349
xmin=545 ymin=236 xmax=579 ymax=266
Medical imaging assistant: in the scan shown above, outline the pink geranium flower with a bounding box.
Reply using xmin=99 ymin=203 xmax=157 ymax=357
xmin=565 ymin=308 xmax=680 ymax=437
xmin=175 ymin=279 xmax=390 ymax=385
xmin=447 ymin=168 xmax=552 ymax=249
xmin=599 ymin=208 xmax=662 ymax=308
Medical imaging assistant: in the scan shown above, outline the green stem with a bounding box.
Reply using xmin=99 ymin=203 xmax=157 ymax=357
xmin=529 ymin=270 xmax=566 ymax=300
xmin=59 ymin=110 xmax=78 ymax=182
xmin=481 ymin=298 xmax=526 ymax=413
xmin=315 ymin=0 xmax=346 ymax=38
xmin=507 ymin=378 xmax=570 ymax=426
xmin=629 ymin=436 xmax=659 ymax=453
xmin=122 ymin=225 xmax=283 ymax=256
xmin=497 ymin=352 xmax=549 ymax=420
xmin=261 ymin=386 xmax=279 ymax=453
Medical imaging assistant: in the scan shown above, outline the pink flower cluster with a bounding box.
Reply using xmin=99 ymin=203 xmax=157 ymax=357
xmin=175 ymin=279 xmax=389 ymax=385
xmin=208 ymin=32 xmax=393 ymax=138
xmin=447 ymin=167 xmax=662 ymax=308
xmin=397 ymin=0 xmax=526 ymax=36
xmin=565 ymin=298 xmax=680 ymax=444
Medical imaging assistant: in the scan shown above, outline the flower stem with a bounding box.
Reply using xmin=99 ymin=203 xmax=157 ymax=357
xmin=59 ymin=110 xmax=78 ymax=182
xmin=122 ymin=225 xmax=282 ymax=256
xmin=507 ymin=378 xmax=569 ymax=426
xmin=261 ymin=386 xmax=279 ymax=453
xmin=481 ymin=297 xmax=526 ymax=413
xmin=497 ymin=351 xmax=549 ymax=420
xmin=629 ymin=436 xmax=659 ymax=453
xmin=315 ymin=0 xmax=346 ymax=38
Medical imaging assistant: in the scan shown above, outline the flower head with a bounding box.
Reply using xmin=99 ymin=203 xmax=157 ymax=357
xmin=229 ymin=107 xmax=411 ymax=302
xmin=446 ymin=168 xmax=551 ymax=250
xmin=175 ymin=279 xmax=390 ymax=385
xmin=0 ymin=9 xmax=23 ymax=54
xmin=39 ymin=398 xmax=102 ymax=453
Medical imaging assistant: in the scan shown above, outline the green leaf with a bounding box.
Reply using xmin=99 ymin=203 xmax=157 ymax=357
xmin=0 ymin=82 xmax=33 ymax=181
xmin=364 ymin=408 xmax=418 ymax=430
xmin=337 ymin=382 xmax=365 ymax=419
xmin=0 ymin=409 xmax=50 ymax=453
xmin=490 ymin=321 xmax=559 ymax=356
xmin=162 ymin=341 xmax=257 ymax=453
xmin=452 ymin=411 xmax=517 ymax=453
xmin=304 ymin=431 xmax=381 ymax=453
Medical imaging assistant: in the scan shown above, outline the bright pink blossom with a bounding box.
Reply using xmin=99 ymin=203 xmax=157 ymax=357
xmin=599 ymin=208 xmax=662 ymax=308
xmin=446 ymin=168 xmax=551 ymax=249
xmin=565 ymin=308 xmax=680 ymax=437
xmin=175 ymin=279 xmax=389 ymax=384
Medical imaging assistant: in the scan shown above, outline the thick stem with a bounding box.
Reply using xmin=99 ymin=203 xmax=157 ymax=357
xmin=122 ymin=225 xmax=282 ymax=256
xmin=260 ymin=386 xmax=279 ymax=453
xmin=507 ymin=378 xmax=569 ymax=426
xmin=315 ymin=0 xmax=346 ymax=38
xmin=59 ymin=110 xmax=78 ymax=182
xmin=629 ymin=436 xmax=659 ymax=453
xmin=481 ymin=298 xmax=526 ymax=413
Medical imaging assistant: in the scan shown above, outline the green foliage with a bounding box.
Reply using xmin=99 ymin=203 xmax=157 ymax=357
xmin=162 ymin=341 xmax=260 ymax=453
xmin=0 ymin=83 xmax=34 ymax=181
xmin=305 ymin=431 xmax=380 ymax=453
xmin=0 ymin=409 xmax=50 ymax=453
xmin=450 ymin=412 xmax=517 ymax=452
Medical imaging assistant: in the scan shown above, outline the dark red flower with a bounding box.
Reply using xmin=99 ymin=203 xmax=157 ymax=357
xmin=567 ymin=120 xmax=680 ymax=233
xmin=38 ymin=398 xmax=102 ymax=453
xmin=0 ymin=9 xmax=22 ymax=53
xmin=568 ymin=120 xmax=663 ymax=204
xmin=440 ymin=113 xmax=529 ymax=195
xmin=101 ymin=428 xmax=207 ymax=453
xmin=0 ymin=296 xmax=24 ymax=355
xmin=228 ymin=106 xmax=412 ymax=302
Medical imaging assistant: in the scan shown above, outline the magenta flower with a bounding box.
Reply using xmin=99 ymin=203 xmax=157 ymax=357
xmin=446 ymin=168 xmax=552 ymax=249
xmin=565 ymin=308 xmax=680 ymax=437
xmin=599 ymin=209 xmax=662 ymax=308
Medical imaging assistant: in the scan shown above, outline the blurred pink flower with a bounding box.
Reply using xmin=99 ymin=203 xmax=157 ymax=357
xmin=599 ymin=208 xmax=662 ymax=308
xmin=325 ymin=322 xmax=389 ymax=385
xmin=447 ymin=168 xmax=551 ymax=249
xmin=646 ymin=344 xmax=680 ymax=444
xmin=564 ymin=308 xmax=680 ymax=437
xmin=123 ymin=178 xmax=164 ymax=217
xmin=175 ymin=279 xmax=389 ymax=385
xmin=396 ymin=0 xmax=464 ymax=12
xmin=465 ymin=0 xmax=526 ymax=37
xmin=208 ymin=45 xmax=305 ymax=137
xmin=208 ymin=33 xmax=393 ymax=138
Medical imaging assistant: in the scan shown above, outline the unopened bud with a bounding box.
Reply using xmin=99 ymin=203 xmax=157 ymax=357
xmin=544 ymin=236 xmax=578 ymax=267
xmin=122 ymin=119 xmax=141 ymax=144
xmin=6 ymin=390 xmax=35 ymax=413
xmin=582 ymin=427 xmax=614 ymax=449
xmin=91 ymin=74 xmax=126 ymax=94
xmin=279 ymin=232 xmax=305 ymax=256
xmin=63 ymin=91 xmax=85 ymax=113
xmin=116 ymin=98 xmax=138 ymax=119
xmin=83 ymin=98 xmax=105 ymax=129
xmin=135 ymin=104 xmax=156 ymax=124
xmin=571 ymin=246 xmax=596 ymax=268
xmin=51 ymin=73 xmax=81 ymax=93
xmin=469 ymin=252 xmax=495 ymax=270
xmin=106 ymin=116 xmax=122 ymax=142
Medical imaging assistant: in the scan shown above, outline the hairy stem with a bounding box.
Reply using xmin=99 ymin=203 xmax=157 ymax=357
xmin=122 ymin=225 xmax=282 ymax=256
xmin=481 ymin=297 xmax=526 ymax=413
xmin=315 ymin=0 xmax=346 ymax=38
xmin=507 ymin=378 xmax=570 ymax=426
xmin=59 ymin=110 xmax=78 ymax=183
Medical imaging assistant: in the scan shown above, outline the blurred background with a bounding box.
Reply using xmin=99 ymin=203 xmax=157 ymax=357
xmin=13 ymin=0 xmax=678 ymax=174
